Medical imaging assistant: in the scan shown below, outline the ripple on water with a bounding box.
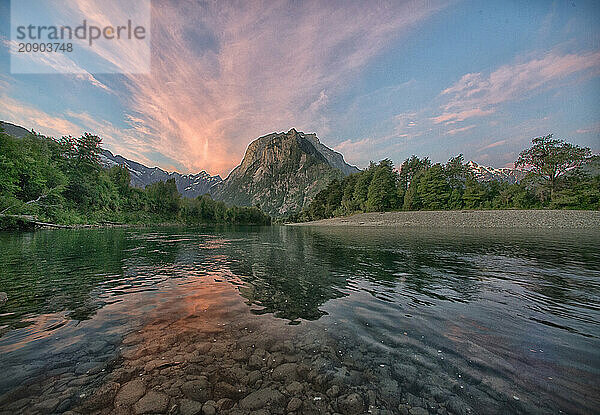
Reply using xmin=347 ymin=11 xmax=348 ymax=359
xmin=0 ymin=226 xmax=598 ymax=414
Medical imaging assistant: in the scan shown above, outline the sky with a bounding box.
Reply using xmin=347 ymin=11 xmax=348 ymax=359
xmin=1 ymin=0 xmax=599 ymax=177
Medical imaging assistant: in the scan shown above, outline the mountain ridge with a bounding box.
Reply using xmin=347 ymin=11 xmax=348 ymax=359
xmin=211 ymin=129 xmax=357 ymax=216
xmin=100 ymin=149 xmax=223 ymax=198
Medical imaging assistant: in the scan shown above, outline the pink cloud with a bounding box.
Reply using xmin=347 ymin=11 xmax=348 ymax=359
xmin=0 ymin=96 xmax=81 ymax=138
xmin=478 ymin=139 xmax=507 ymax=151
xmin=432 ymin=108 xmax=494 ymax=125
xmin=446 ymin=125 xmax=475 ymax=135
xmin=107 ymin=1 xmax=447 ymax=176
xmin=440 ymin=51 xmax=600 ymax=113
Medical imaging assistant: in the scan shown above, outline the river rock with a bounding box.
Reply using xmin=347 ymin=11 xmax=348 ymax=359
xmin=217 ymin=398 xmax=234 ymax=410
xmin=271 ymin=362 xmax=298 ymax=381
xmin=338 ymin=393 xmax=364 ymax=415
xmin=0 ymin=292 xmax=7 ymax=305
xmin=327 ymin=385 xmax=340 ymax=398
xmin=181 ymin=379 xmax=210 ymax=402
xmin=409 ymin=407 xmax=429 ymax=415
xmin=115 ymin=379 xmax=146 ymax=407
xmin=247 ymin=370 xmax=262 ymax=385
xmin=133 ymin=390 xmax=169 ymax=414
xmin=80 ymin=381 xmax=120 ymax=411
xmin=287 ymin=397 xmax=302 ymax=412
xmin=285 ymin=381 xmax=303 ymax=395
xmin=213 ymin=381 xmax=243 ymax=399
xmin=34 ymin=397 xmax=61 ymax=413
xmin=179 ymin=399 xmax=203 ymax=415
xmin=202 ymin=402 xmax=216 ymax=415
xmin=248 ymin=353 xmax=264 ymax=369
xmin=239 ymin=387 xmax=284 ymax=410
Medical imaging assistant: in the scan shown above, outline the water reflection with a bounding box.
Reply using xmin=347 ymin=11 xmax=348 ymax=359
xmin=0 ymin=226 xmax=599 ymax=413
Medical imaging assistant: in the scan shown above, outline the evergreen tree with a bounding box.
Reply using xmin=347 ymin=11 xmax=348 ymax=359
xmin=366 ymin=159 xmax=398 ymax=211
xmin=416 ymin=164 xmax=451 ymax=209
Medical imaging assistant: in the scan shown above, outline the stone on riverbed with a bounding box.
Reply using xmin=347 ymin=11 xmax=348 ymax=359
xmin=181 ymin=379 xmax=210 ymax=402
xmin=115 ymin=379 xmax=146 ymax=407
xmin=133 ymin=390 xmax=169 ymax=414
xmin=239 ymin=387 xmax=285 ymax=410
xmin=80 ymin=381 xmax=120 ymax=411
xmin=272 ymin=362 xmax=298 ymax=381
xmin=338 ymin=393 xmax=364 ymax=414
xmin=0 ymin=292 xmax=7 ymax=305
xmin=213 ymin=381 xmax=244 ymax=400
xmin=286 ymin=381 xmax=304 ymax=395
xmin=287 ymin=396 xmax=303 ymax=411
xmin=201 ymin=402 xmax=217 ymax=415
xmin=409 ymin=407 xmax=429 ymax=415
xmin=178 ymin=398 xmax=203 ymax=415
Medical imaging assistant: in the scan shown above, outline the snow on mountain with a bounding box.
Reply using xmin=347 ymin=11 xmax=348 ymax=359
xmin=100 ymin=150 xmax=222 ymax=198
xmin=466 ymin=160 xmax=525 ymax=184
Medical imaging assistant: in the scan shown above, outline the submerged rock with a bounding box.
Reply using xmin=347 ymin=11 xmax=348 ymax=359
xmin=338 ymin=393 xmax=364 ymax=415
xmin=0 ymin=292 xmax=7 ymax=305
xmin=287 ymin=397 xmax=303 ymax=411
xmin=133 ymin=390 xmax=169 ymax=414
xmin=178 ymin=399 xmax=203 ymax=415
xmin=239 ymin=388 xmax=285 ymax=410
xmin=181 ymin=379 xmax=210 ymax=402
xmin=115 ymin=379 xmax=146 ymax=407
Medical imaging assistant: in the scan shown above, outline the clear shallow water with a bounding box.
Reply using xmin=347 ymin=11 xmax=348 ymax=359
xmin=0 ymin=226 xmax=599 ymax=414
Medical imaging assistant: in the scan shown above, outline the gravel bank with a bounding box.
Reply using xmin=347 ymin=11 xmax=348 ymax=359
xmin=290 ymin=210 xmax=600 ymax=229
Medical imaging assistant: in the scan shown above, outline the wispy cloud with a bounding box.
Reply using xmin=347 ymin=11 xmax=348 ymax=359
xmin=446 ymin=124 xmax=475 ymax=135
xmin=575 ymin=122 xmax=600 ymax=135
xmin=439 ymin=51 xmax=600 ymax=114
xmin=432 ymin=109 xmax=494 ymax=125
xmin=1 ymin=38 xmax=112 ymax=92
xmin=0 ymin=96 xmax=81 ymax=138
xmin=114 ymin=0 xmax=446 ymax=175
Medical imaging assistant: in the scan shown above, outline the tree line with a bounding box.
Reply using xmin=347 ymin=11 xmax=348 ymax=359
xmin=293 ymin=135 xmax=598 ymax=222
xmin=0 ymin=130 xmax=270 ymax=228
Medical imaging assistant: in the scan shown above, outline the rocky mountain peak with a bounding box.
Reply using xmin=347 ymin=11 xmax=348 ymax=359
xmin=212 ymin=129 xmax=360 ymax=216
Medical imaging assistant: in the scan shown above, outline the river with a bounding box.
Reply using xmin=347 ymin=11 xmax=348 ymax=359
xmin=0 ymin=226 xmax=598 ymax=414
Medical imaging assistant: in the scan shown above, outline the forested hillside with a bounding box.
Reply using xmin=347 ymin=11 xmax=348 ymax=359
xmin=294 ymin=135 xmax=599 ymax=222
xmin=0 ymin=130 xmax=270 ymax=229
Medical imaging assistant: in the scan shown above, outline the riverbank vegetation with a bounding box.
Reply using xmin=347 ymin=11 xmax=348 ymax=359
xmin=0 ymin=130 xmax=270 ymax=230
xmin=293 ymin=135 xmax=599 ymax=222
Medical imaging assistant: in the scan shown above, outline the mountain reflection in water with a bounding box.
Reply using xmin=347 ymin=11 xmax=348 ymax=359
xmin=0 ymin=226 xmax=598 ymax=414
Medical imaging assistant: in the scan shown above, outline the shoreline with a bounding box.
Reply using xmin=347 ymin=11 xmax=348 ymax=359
xmin=288 ymin=209 xmax=600 ymax=229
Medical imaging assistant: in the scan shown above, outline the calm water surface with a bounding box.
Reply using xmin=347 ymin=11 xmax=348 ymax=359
xmin=0 ymin=226 xmax=598 ymax=414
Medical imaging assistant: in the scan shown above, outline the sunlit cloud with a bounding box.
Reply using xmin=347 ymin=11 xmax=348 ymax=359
xmin=478 ymin=139 xmax=507 ymax=152
xmin=0 ymin=96 xmax=81 ymax=138
xmin=115 ymin=0 xmax=446 ymax=175
xmin=439 ymin=51 xmax=600 ymax=114
xmin=446 ymin=125 xmax=475 ymax=135
xmin=575 ymin=122 xmax=600 ymax=135
xmin=432 ymin=109 xmax=494 ymax=125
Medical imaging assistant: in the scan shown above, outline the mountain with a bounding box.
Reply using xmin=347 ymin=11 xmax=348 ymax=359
xmin=211 ymin=129 xmax=359 ymax=216
xmin=466 ymin=160 xmax=525 ymax=184
xmin=100 ymin=150 xmax=222 ymax=198
xmin=1 ymin=121 xmax=31 ymax=138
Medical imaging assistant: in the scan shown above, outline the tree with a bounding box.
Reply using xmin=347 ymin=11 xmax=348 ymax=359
xmin=353 ymin=163 xmax=375 ymax=211
xmin=515 ymin=134 xmax=591 ymax=198
xmin=145 ymin=178 xmax=181 ymax=215
xmin=399 ymin=155 xmax=431 ymax=192
xmin=416 ymin=164 xmax=451 ymax=209
xmin=366 ymin=159 xmax=398 ymax=211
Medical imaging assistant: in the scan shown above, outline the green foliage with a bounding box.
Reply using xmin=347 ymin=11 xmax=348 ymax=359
xmin=295 ymin=134 xmax=598 ymax=222
xmin=415 ymin=164 xmax=451 ymax=210
xmin=516 ymin=134 xmax=592 ymax=197
xmin=0 ymin=130 xmax=271 ymax=228
xmin=366 ymin=159 xmax=398 ymax=212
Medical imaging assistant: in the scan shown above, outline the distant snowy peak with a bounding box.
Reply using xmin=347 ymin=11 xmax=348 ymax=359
xmin=466 ymin=160 xmax=525 ymax=184
xmin=100 ymin=150 xmax=222 ymax=198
